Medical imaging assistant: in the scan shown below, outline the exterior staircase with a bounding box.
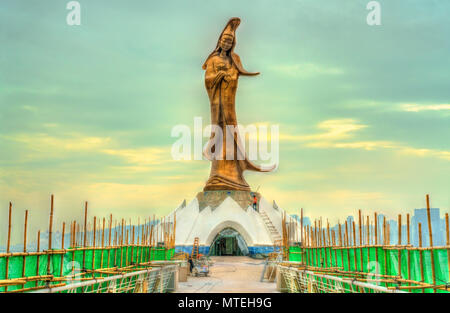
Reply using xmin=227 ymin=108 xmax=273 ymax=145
xmin=259 ymin=210 xmax=282 ymax=247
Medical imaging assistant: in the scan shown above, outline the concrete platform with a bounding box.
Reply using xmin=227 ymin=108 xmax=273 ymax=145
xmin=176 ymin=256 xmax=278 ymax=293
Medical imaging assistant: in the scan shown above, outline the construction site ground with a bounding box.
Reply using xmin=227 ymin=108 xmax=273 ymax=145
xmin=176 ymin=256 xmax=278 ymax=293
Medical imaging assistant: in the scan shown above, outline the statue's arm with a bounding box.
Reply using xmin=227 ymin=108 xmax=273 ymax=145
xmin=232 ymin=53 xmax=260 ymax=76
xmin=205 ymin=59 xmax=226 ymax=88
xmin=205 ymin=60 xmax=217 ymax=88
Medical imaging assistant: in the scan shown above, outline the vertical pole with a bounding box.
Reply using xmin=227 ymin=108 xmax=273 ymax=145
xmin=36 ymin=230 xmax=40 ymax=288
xmin=332 ymin=230 xmax=337 ymax=268
xmin=345 ymin=221 xmax=350 ymax=271
xmin=407 ymin=213 xmax=411 ymax=291
xmin=327 ymin=221 xmax=331 ymax=267
xmin=101 ymin=217 xmax=105 ymax=269
xmin=60 ymin=222 xmax=65 ymax=277
xmin=92 ymin=216 xmax=96 ymax=276
xmin=21 ymin=210 xmax=28 ymax=289
xmin=82 ymin=201 xmax=88 ymax=272
xmin=384 ymin=217 xmax=388 ymax=284
xmin=71 ymin=221 xmax=76 ymax=273
xmin=339 ymin=223 xmax=344 ymax=269
xmin=426 ymin=194 xmax=436 ymax=291
xmin=352 ymin=221 xmax=358 ymax=272
xmin=4 ymin=202 xmax=13 ymax=292
xmin=374 ymin=212 xmax=379 ymax=275
xmin=366 ymin=215 xmax=370 ymax=272
xmin=108 ymin=214 xmax=112 ymax=268
xmin=398 ymin=214 xmax=402 ymax=278
xmin=358 ymin=210 xmax=363 ymax=271
xmin=445 ymin=213 xmax=449 ymax=283
xmin=418 ymin=223 xmax=425 ymax=292
xmin=46 ymin=195 xmax=55 ymax=283
xmin=131 ymin=225 xmax=135 ymax=265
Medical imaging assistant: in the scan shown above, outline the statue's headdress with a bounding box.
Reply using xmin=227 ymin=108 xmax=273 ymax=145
xmin=202 ymin=18 xmax=259 ymax=76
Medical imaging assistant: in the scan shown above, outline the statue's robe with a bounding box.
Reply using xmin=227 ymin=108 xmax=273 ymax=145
xmin=203 ymin=53 xmax=274 ymax=191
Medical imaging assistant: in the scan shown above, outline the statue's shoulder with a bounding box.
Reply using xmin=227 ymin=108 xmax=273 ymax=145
xmin=232 ymin=53 xmax=241 ymax=61
xmin=206 ymin=54 xmax=221 ymax=64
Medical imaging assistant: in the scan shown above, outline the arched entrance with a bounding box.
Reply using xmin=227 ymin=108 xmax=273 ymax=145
xmin=209 ymin=228 xmax=249 ymax=256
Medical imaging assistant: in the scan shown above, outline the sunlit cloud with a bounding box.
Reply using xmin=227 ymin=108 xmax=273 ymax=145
xmin=102 ymin=147 xmax=171 ymax=166
xmin=270 ymin=63 xmax=344 ymax=78
xmin=279 ymin=119 xmax=450 ymax=160
xmin=399 ymin=147 xmax=450 ymax=160
xmin=400 ymin=103 xmax=450 ymax=112
xmin=307 ymin=140 xmax=396 ymax=151
xmin=280 ymin=119 xmax=366 ymax=142
xmin=1 ymin=133 xmax=112 ymax=152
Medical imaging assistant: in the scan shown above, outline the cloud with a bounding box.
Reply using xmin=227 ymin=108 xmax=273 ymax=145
xmin=280 ymin=119 xmax=367 ymax=142
xmin=306 ymin=140 xmax=396 ymax=151
xmin=400 ymin=147 xmax=450 ymax=160
xmin=401 ymin=103 xmax=450 ymax=112
xmin=1 ymin=133 xmax=112 ymax=152
xmin=102 ymin=147 xmax=171 ymax=166
xmin=270 ymin=63 xmax=344 ymax=78
xmin=279 ymin=118 xmax=450 ymax=160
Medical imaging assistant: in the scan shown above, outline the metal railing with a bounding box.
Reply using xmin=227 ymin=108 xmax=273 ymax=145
xmin=32 ymin=265 xmax=178 ymax=293
xmin=278 ymin=265 xmax=406 ymax=293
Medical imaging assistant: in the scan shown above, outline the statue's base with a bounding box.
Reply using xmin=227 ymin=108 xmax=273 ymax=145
xmin=204 ymin=175 xmax=251 ymax=192
xmin=196 ymin=190 xmax=261 ymax=211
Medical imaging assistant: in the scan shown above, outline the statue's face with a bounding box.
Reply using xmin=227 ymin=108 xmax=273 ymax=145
xmin=219 ymin=35 xmax=233 ymax=52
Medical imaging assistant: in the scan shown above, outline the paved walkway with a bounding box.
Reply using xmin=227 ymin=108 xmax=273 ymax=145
xmin=176 ymin=256 xmax=278 ymax=293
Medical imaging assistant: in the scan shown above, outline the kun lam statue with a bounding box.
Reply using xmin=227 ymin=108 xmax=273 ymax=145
xmin=202 ymin=18 xmax=275 ymax=191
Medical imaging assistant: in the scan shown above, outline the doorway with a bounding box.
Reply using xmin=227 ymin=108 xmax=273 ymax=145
xmin=209 ymin=228 xmax=249 ymax=256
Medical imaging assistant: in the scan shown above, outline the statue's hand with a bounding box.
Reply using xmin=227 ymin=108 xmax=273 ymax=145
xmin=223 ymin=74 xmax=232 ymax=82
xmin=212 ymin=71 xmax=226 ymax=87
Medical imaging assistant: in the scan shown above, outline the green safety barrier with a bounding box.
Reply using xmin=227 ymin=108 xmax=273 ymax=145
xmin=288 ymin=246 xmax=450 ymax=293
xmin=0 ymin=247 xmax=175 ymax=292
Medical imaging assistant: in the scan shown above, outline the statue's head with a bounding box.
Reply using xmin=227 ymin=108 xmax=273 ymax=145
xmin=219 ymin=33 xmax=234 ymax=52
xmin=216 ymin=17 xmax=240 ymax=54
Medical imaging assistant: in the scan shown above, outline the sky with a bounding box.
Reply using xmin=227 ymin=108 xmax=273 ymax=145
xmin=0 ymin=0 xmax=449 ymax=244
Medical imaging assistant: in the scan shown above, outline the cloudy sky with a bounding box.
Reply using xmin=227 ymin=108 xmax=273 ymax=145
xmin=0 ymin=0 xmax=449 ymax=242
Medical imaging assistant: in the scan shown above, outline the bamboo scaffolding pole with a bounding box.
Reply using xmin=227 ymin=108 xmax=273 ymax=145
xmin=4 ymin=202 xmax=13 ymax=292
xmin=352 ymin=221 xmax=357 ymax=271
xmin=108 ymin=214 xmax=112 ymax=268
xmin=82 ymin=202 xmax=88 ymax=271
xmin=374 ymin=212 xmax=379 ymax=275
xmin=60 ymin=222 xmax=65 ymax=278
xmin=300 ymin=208 xmax=304 ymax=248
xmin=36 ymin=230 xmax=40 ymax=288
xmin=426 ymin=194 xmax=437 ymax=291
xmin=137 ymin=219 xmax=141 ymax=264
xmin=345 ymin=221 xmax=351 ymax=271
xmin=91 ymin=216 xmax=97 ymax=286
xmin=446 ymin=213 xmax=450 ymax=283
xmin=46 ymin=195 xmax=55 ymax=286
xmin=358 ymin=210 xmax=363 ymax=271
xmin=21 ymin=210 xmax=28 ymax=289
xmin=398 ymin=214 xmax=402 ymax=277
xmin=418 ymin=223 xmax=425 ymax=292
xmin=131 ymin=225 xmax=135 ymax=264
xmin=407 ymin=213 xmax=411 ymax=291
xmin=339 ymin=223 xmax=344 ymax=268
xmin=100 ymin=218 xmax=105 ymax=269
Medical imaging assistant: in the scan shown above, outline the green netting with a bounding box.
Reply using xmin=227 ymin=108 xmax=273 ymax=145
xmin=288 ymin=247 xmax=302 ymax=262
xmin=288 ymin=246 xmax=450 ymax=293
xmin=0 ymin=246 xmax=175 ymax=292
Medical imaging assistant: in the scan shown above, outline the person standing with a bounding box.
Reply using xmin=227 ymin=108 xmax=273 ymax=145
xmin=252 ymin=194 xmax=258 ymax=211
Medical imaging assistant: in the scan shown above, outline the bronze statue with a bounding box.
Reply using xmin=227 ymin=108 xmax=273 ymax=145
xmin=202 ymin=18 xmax=274 ymax=191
